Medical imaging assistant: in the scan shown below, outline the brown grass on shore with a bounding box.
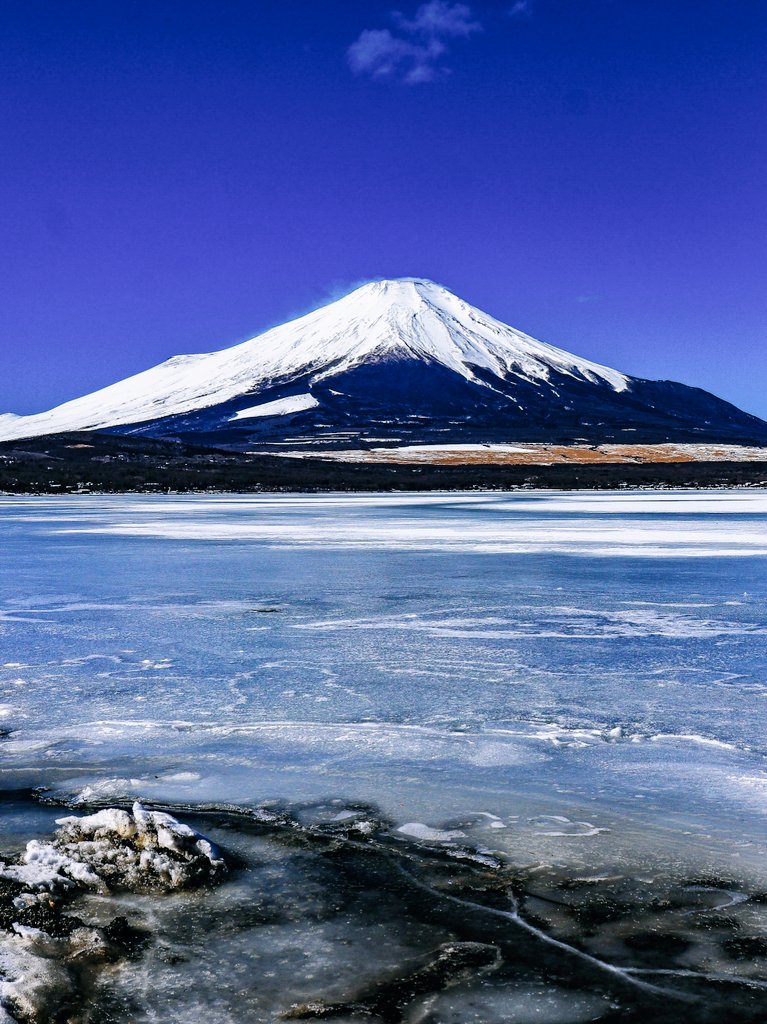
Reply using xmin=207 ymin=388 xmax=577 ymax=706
xmin=335 ymin=444 xmax=767 ymax=466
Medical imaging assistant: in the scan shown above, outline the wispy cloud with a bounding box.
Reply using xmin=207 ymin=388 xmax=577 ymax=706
xmin=394 ymin=1 xmax=481 ymax=38
xmin=347 ymin=2 xmax=482 ymax=85
xmin=508 ymin=0 xmax=534 ymax=18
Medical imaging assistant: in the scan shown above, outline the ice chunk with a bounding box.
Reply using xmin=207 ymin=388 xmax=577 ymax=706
xmin=396 ymin=823 xmax=467 ymax=842
xmin=0 ymin=941 xmax=73 ymax=1024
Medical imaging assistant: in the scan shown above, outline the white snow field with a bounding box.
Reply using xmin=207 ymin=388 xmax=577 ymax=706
xmin=229 ymin=393 xmax=320 ymax=420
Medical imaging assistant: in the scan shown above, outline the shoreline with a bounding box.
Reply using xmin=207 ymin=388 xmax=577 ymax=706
xmin=0 ymin=431 xmax=766 ymax=494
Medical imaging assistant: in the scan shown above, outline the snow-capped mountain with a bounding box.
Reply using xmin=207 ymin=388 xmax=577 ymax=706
xmin=1 ymin=278 xmax=765 ymax=450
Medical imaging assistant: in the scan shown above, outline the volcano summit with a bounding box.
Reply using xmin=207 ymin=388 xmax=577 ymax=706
xmin=2 ymin=278 xmax=765 ymax=452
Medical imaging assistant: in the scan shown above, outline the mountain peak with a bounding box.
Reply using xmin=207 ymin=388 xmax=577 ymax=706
xmin=311 ymin=277 xmax=630 ymax=392
xmin=324 ymin=277 xmax=455 ymax=315
xmin=336 ymin=277 xmax=490 ymax=316
xmin=351 ymin=276 xmax=440 ymax=291
xmin=346 ymin=276 xmax=472 ymax=306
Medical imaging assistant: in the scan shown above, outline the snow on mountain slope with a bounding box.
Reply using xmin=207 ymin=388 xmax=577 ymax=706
xmin=0 ymin=279 xmax=631 ymax=442
xmin=231 ymin=394 xmax=319 ymax=420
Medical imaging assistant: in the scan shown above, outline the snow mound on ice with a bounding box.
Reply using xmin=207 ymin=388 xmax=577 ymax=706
xmin=1 ymin=802 xmax=224 ymax=896
xmin=50 ymin=802 xmax=225 ymax=892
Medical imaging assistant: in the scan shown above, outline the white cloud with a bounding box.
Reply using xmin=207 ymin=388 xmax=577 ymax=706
xmin=348 ymin=2 xmax=481 ymax=84
xmin=395 ymin=1 xmax=481 ymax=38
xmin=508 ymin=0 xmax=534 ymax=17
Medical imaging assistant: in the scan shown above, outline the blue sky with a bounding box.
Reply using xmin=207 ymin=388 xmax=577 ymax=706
xmin=1 ymin=0 xmax=765 ymax=417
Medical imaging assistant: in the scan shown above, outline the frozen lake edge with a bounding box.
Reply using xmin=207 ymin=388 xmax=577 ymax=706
xmin=1 ymin=490 xmax=766 ymax=1021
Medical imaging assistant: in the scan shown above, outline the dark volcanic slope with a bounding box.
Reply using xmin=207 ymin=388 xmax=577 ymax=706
xmin=2 ymin=431 xmax=766 ymax=493
xmin=114 ymin=357 xmax=767 ymax=451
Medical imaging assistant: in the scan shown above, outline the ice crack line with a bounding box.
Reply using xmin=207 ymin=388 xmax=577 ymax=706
xmin=396 ymin=864 xmax=693 ymax=1002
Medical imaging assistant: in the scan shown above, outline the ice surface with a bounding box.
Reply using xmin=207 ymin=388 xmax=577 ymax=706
xmin=0 ymin=939 xmax=73 ymax=1024
xmin=1 ymin=491 xmax=767 ymax=885
xmin=424 ymin=981 xmax=612 ymax=1023
xmin=1 ymin=796 xmax=766 ymax=1022
xmin=397 ymin=823 xmax=468 ymax=842
xmin=1 ymin=491 xmax=766 ymax=1021
xmin=48 ymin=491 xmax=767 ymax=556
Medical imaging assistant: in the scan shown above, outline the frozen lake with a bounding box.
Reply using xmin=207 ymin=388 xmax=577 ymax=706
xmin=1 ymin=491 xmax=767 ymax=1022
